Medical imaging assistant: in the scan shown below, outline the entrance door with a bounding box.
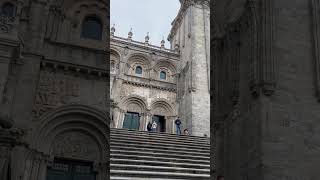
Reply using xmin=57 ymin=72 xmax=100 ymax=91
xmin=123 ymin=112 xmax=140 ymax=130
xmin=152 ymin=115 xmax=166 ymax=132
xmin=47 ymin=158 xmax=95 ymax=180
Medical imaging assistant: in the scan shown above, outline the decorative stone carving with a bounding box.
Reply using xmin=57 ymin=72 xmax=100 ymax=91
xmin=261 ymin=0 xmax=276 ymax=96
xmin=32 ymin=70 xmax=80 ymax=118
xmin=311 ymin=0 xmax=320 ymax=101
xmin=0 ymin=15 xmax=15 ymax=33
xmin=50 ymin=132 xmax=99 ymax=161
xmin=127 ymin=103 xmax=143 ymax=113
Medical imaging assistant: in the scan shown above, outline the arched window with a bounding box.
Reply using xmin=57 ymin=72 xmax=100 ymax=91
xmin=2 ymin=3 xmax=15 ymax=17
xmin=81 ymin=16 xmax=102 ymax=40
xmin=135 ymin=66 xmax=142 ymax=75
xmin=160 ymin=71 xmax=166 ymax=80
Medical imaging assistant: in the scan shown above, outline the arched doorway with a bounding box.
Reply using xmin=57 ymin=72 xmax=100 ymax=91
xmin=119 ymin=95 xmax=147 ymax=131
xmin=29 ymin=105 xmax=109 ymax=180
xmin=151 ymin=99 xmax=175 ymax=133
xmin=123 ymin=111 xmax=140 ymax=130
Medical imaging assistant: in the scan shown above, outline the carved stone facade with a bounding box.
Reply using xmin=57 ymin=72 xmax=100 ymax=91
xmin=110 ymin=34 xmax=180 ymax=133
xmin=110 ymin=0 xmax=210 ymax=136
xmin=0 ymin=0 xmax=109 ymax=180
xmin=212 ymin=0 xmax=320 ymax=179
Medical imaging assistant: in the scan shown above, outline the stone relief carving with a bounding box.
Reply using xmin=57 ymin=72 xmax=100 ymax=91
xmin=126 ymin=103 xmax=142 ymax=113
xmin=152 ymin=107 xmax=167 ymax=116
xmin=0 ymin=15 xmax=15 ymax=33
xmin=50 ymin=132 xmax=99 ymax=161
xmin=32 ymin=70 xmax=80 ymax=118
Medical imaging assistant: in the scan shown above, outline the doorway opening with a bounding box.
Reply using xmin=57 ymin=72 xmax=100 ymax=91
xmin=152 ymin=115 xmax=166 ymax=132
xmin=46 ymin=158 xmax=95 ymax=180
xmin=123 ymin=112 xmax=140 ymax=130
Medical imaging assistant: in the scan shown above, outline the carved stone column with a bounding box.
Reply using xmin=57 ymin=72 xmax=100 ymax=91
xmin=261 ymin=0 xmax=276 ymax=96
xmin=113 ymin=106 xmax=121 ymax=129
xmin=0 ymin=128 xmax=23 ymax=180
xmin=144 ymin=111 xmax=152 ymax=131
xmin=117 ymin=109 xmax=126 ymax=129
xmin=311 ymin=0 xmax=320 ymax=101
xmin=165 ymin=115 xmax=176 ymax=134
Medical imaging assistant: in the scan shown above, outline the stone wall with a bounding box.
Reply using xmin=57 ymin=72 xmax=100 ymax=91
xmin=212 ymin=0 xmax=320 ymax=179
xmin=169 ymin=0 xmax=210 ymax=136
xmin=0 ymin=0 xmax=110 ymax=179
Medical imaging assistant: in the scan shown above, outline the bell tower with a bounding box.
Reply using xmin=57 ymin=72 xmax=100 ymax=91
xmin=169 ymin=0 xmax=210 ymax=136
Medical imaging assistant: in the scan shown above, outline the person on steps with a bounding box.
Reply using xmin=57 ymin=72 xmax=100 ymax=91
xmin=147 ymin=121 xmax=152 ymax=132
xmin=183 ymin=128 xmax=189 ymax=135
xmin=152 ymin=121 xmax=157 ymax=132
xmin=175 ymin=117 xmax=182 ymax=135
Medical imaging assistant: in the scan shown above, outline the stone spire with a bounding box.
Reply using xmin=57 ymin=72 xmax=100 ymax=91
xmin=145 ymin=32 xmax=150 ymax=45
xmin=111 ymin=24 xmax=115 ymax=36
xmin=128 ymin=28 xmax=133 ymax=40
xmin=161 ymin=37 xmax=165 ymax=49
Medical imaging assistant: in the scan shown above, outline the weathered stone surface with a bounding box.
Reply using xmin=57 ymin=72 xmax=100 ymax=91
xmin=212 ymin=0 xmax=320 ymax=179
xmin=0 ymin=0 xmax=110 ymax=180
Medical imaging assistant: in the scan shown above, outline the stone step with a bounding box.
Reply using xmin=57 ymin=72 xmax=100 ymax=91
xmin=110 ymin=170 xmax=210 ymax=179
xmin=110 ymin=142 xmax=209 ymax=154
xmin=110 ymin=128 xmax=210 ymax=179
xmin=110 ymin=139 xmax=210 ymax=150
xmin=110 ymin=149 xmax=209 ymax=160
xmin=110 ymin=145 xmax=210 ymax=156
xmin=110 ymin=177 xmax=187 ymax=180
xmin=110 ymin=134 xmax=210 ymax=146
xmin=110 ymin=164 xmax=209 ymax=174
xmin=111 ymin=128 xmax=209 ymax=141
xmin=110 ymin=158 xmax=210 ymax=169
xmin=110 ymin=154 xmax=210 ymax=164
xmin=110 ymin=131 xmax=210 ymax=143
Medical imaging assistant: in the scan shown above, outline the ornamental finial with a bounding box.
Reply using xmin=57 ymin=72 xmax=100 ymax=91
xmin=128 ymin=28 xmax=133 ymax=40
xmin=111 ymin=24 xmax=115 ymax=36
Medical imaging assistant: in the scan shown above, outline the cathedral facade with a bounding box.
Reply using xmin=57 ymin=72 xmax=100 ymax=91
xmin=0 ymin=0 xmax=210 ymax=179
xmin=110 ymin=0 xmax=210 ymax=137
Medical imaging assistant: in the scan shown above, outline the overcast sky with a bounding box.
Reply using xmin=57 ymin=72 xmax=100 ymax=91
xmin=110 ymin=0 xmax=181 ymax=48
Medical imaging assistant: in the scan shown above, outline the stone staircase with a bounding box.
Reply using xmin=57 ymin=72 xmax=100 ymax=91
xmin=110 ymin=128 xmax=210 ymax=180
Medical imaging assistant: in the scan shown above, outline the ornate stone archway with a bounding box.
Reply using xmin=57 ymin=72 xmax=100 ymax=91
xmin=26 ymin=104 xmax=109 ymax=180
xmin=150 ymin=99 xmax=176 ymax=133
xmin=116 ymin=95 xmax=148 ymax=130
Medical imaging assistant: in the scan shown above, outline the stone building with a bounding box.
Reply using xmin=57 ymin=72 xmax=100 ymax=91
xmin=212 ymin=0 xmax=320 ymax=179
xmin=0 ymin=0 xmax=110 ymax=179
xmin=0 ymin=0 xmax=210 ymax=180
xmin=110 ymin=0 xmax=210 ymax=137
xmin=109 ymin=29 xmax=180 ymax=134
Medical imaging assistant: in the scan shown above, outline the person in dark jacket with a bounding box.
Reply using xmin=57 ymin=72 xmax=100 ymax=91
xmin=175 ymin=117 xmax=182 ymax=135
xmin=147 ymin=121 xmax=152 ymax=132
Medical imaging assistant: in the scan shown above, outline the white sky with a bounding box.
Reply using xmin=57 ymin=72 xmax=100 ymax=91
xmin=110 ymin=0 xmax=181 ymax=48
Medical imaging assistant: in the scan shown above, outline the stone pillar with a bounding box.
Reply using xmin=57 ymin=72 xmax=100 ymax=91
xmin=94 ymin=162 xmax=109 ymax=180
xmin=113 ymin=106 xmax=121 ymax=128
xmin=166 ymin=116 xmax=176 ymax=134
xmin=117 ymin=109 xmax=126 ymax=129
xmin=0 ymin=127 xmax=23 ymax=180
xmin=144 ymin=111 xmax=152 ymax=131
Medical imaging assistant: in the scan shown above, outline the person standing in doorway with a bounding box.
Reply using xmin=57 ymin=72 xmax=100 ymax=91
xmin=152 ymin=121 xmax=157 ymax=132
xmin=147 ymin=121 xmax=152 ymax=132
xmin=175 ymin=117 xmax=182 ymax=135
